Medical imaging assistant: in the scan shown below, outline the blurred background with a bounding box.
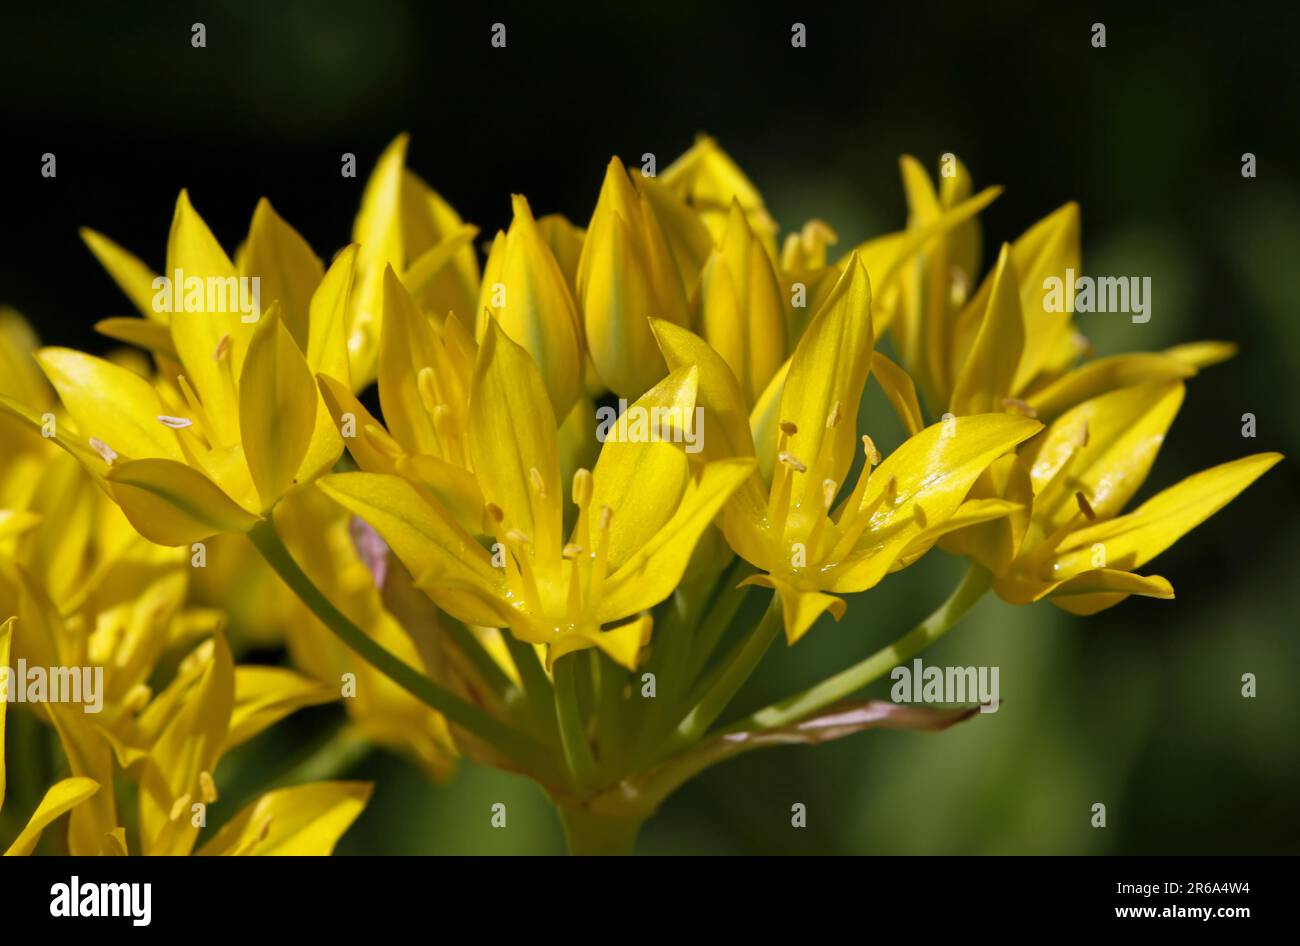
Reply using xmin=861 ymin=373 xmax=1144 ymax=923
xmin=1 ymin=1 xmax=1296 ymax=853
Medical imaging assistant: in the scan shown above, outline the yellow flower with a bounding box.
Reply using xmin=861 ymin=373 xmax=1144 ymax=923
xmin=891 ymin=156 xmax=1236 ymax=421
xmin=0 ymin=617 xmax=101 ymax=856
xmin=654 ymin=254 xmax=1042 ymax=643
xmin=952 ymin=381 xmax=1282 ymax=613
xmin=320 ymin=319 xmax=754 ymax=670
xmin=3 ymin=193 xmax=356 ymax=545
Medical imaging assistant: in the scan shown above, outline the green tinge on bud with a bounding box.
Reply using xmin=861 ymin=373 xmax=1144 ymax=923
xmin=577 ymin=157 xmax=692 ymax=399
xmin=477 ymin=194 xmax=584 ymax=419
xmin=698 ymin=201 xmax=789 ymax=405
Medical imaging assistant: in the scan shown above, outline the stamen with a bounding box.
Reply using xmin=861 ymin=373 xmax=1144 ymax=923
xmin=88 ymin=437 xmax=118 ymax=465
xmin=778 ymin=451 xmax=807 ymax=474
xmin=826 ymin=400 xmax=843 ymax=429
xmin=829 ymin=474 xmax=898 ymax=563
xmin=1001 ymin=397 xmax=1038 ymax=418
xmin=1074 ymin=491 xmax=1096 ymax=521
xmin=779 ymin=420 xmax=799 ymax=437
xmin=157 ymin=415 xmax=193 ymax=429
xmin=570 ymin=468 xmax=593 ymax=550
xmin=431 ymin=405 xmax=461 ymax=464
xmin=563 ymin=544 xmax=585 ymax=619
xmin=416 ymin=366 xmax=442 ymax=415
xmin=913 ymin=504 xmax=928 ymax=529
xmin=124 ymin=683 xmax=152 ymax=713
xmin=505 ymin=529 xmax=544 ymax=614
xmin=213 ymin=334 xmax=231 ymax=361
xmin=529 ymin=467 xmax=547 ymax=499
xmin=199 ymin=771 xmax=218 ymax=804
xmin=861 ymin=434 xmax=881 ymax=468
xmin=169 ymin=794 xmax=192 ymax=822
xmin=801 ymin=478 xmax=839 ymax=561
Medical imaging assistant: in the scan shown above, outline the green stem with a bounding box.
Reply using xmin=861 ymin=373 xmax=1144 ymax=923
xmin=503 ymin=632 xmax=559 ymax=744
xmin=668 ymin=594 xmax=783 ymax=752
xmin=726 ymin=564 xmax=992 ymax=733
xmin=553 ymin=654 xmax=598 ymax=793
xmin=248 ymin=519 xmax=555 ymax=779
xmin=557 ymin=804 xmax=644 ymax=856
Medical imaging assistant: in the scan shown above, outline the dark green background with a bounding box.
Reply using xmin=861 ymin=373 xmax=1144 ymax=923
xmin=1 ymin=1 xmax=1296 ymax=853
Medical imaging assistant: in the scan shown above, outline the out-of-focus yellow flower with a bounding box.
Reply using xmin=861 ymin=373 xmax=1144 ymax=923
xmin=0 ymin=617 xmax=101 ymax=856
xmin=349 ymin=134 xmax=481 ymax=387
xmin=662 ymin=134 xmax=778 ymax=248
xmin=654 ymin=255 xmax=1042 ymax=643
xmin=320 ymin=319 xmax=753 ymax=670
xmin=892 ymin=156 xmax=1237 ymax=421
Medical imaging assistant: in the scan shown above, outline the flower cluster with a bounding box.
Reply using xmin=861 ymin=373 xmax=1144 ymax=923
xmin=0 ymin=136 xmax=1280 ymax=854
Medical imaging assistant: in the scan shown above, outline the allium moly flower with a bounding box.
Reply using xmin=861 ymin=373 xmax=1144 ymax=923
xmin=654 ymin=254 xmax=1042 ymax=642
xmin=888 ymin=155 xmax=1236 ymax=421
xmin=319 ymin=318 xmax=754 ymax=670
xmin=944 ymin=381 xmax=1283 ymax=613
xmin=0 ymin=617 xmax=100 ymax=856
xmin=2 ymin=193 xmax=360 ymax=546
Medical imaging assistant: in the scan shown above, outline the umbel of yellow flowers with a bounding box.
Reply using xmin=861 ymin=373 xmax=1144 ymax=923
xmin=0 ymin=134 xmax=1281 ymax=856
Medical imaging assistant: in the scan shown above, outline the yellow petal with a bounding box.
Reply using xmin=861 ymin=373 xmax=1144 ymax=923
xmin=477 ymin=194 xmax=584 ymax=418
xmin=307 ymin=245 xmax=358 ymax=386
xmin=350 ymin=134 xmax=410 ymax=385
xmin=317 ymin=472 xmax=505 ymax=623
xmin=1048 ymin=569 xmax=1175 ymax=616
xmin=870 ymin=350 xmax=925 ymax=436
xmin=949 ymin=243 xmax=1025 ymax=415
xmin=1025 ymin=381 xmax=1183 ymax=532
xmin=80 ymin=228 xmax=163 ymax=322
xmin=1025 ymin=352 xmax=1196 ymax=419
xmin=778 ymin=253 xmax=873 ymax=494
xmin=400 ymin=167 xmax=481 ymax=321
xmin=651 ymin=318 xmax=758 ymax=460
xmin=938 ymin=453 xmax=1034 ymax=575
xmin=94 ymin=317 xmax=178 ymax=359
xmin=591 ymin=366 xmax=697 ymax=568
xmin=598 ymin=458 xmax=756 ymax=621
xmin=698 ymin=201 xmax=788 ymax=404
xmin=468 ymin=319 xmax=563 ymax=559
xmin=197 ymin=781 xmax=371 ymax=856
xmin=238 ymin=306 xmax=322 ymax=509
xmin=317 ymin=374 xmax=398 ymax=475
xmin=3 ymin=777 xmax=100 ymax=857
xmin=225 ymin=666 xmax=338 ymax=750
xmin=741 ymin=573 xmax=846 ymax=645
xmin=106 ymin=458 xmax=260 ymax=545
xmin=37 ymin=347 xmax=184 ymax=461
xmin=1055 ymin=452 xmax=1283 ymax=575
xmin=833 ymin=413 xmax=1042 ymax=592
xmin=165 ymin=190 xmax=245 ymax=445
xmin=243 ymin=198 xmax=324 ymax=348
xmin=139 ymin=634 xmax=234 ymax=856
xmin=548 ymin=613 xmax=653 ymax=672
xmin=1162 ymin=340 xmax=1237 ymax=370
xmin=378 ymin=266 xmax=456 ymax=455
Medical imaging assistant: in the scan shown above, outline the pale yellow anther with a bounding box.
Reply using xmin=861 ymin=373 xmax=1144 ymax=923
xmin=88 ymin=437 xmax=118 ymax=465
xmin=506 ymin=528 xmax=531 ymax=546
xmin=861 ymin=434 xmax=881 ymax=467
xmin=572 ymin=468 xmax=593 ymax=507
xmin=416 ymin=367 xmax=440 ymax=414
xmin=213 ymin=334 xmax=231 ymax=361
xmin=157 ymin=415 xmax=194 ymax=429
xmin=598 ymin=505 xmax=614 ymax=531
xmin=822 ymin=479 xmax=837 ymax=510
xmin=529 ymin=466 xmax=547 ymax=499
xmin=826 ymin=400 xmax=843 ymax=429
xmin=199 ymin=771 xmax=218 ymax=804
xmin=562 ymin=543 xmax=585 ymax=559
xmin=169 ymin=794 xmax=192 ymax=822
xmin=1001 ymin=397 xmax=1038 ymax=418
xmin=778 ymin=451 xmax=807 ymax=474
xmin=884 ymin=475 xmax=898 ymax=504
xmin=124 ymin=683 xmax=152 ymax=713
